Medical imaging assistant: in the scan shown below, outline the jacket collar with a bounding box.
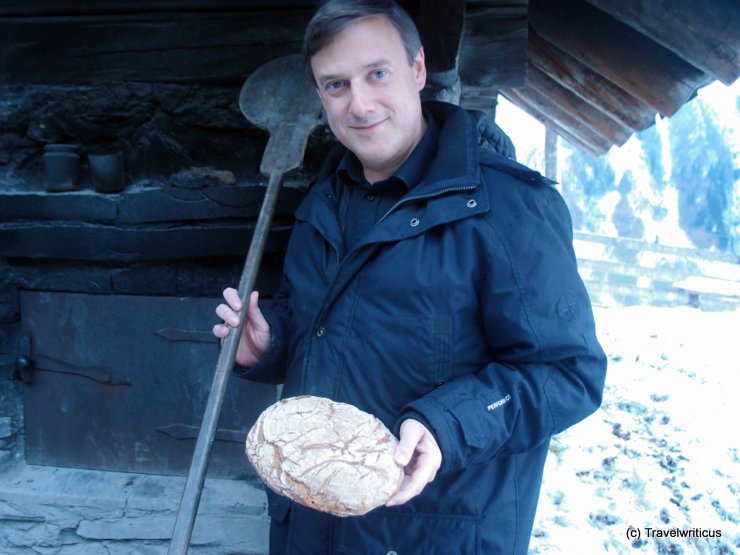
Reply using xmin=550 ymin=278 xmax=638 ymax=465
xmin=418 ymin=101 xmax=481 ymax=193
xmin=297 ymin=101 xmax=486 ymax=247
xmin=335 ymin=109 xmax=441 ymax=193
xmin=312 ymin=101 xmax=481 ymax=194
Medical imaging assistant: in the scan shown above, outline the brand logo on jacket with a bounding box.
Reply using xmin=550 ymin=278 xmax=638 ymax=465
xmin=487 ymin=394 xmax=511 ymax=412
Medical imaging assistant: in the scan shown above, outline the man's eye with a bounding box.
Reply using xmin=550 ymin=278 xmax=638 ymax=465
xmin=327 ymin=81 xmax=344 ymax=91
xmin=372 ymin=70 xmax=387 ymax=79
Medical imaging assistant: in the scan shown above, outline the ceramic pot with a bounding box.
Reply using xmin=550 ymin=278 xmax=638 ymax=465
xmin=43 ymin=144 xmax=80 ymax=192
xmin=88 ymin=150 xmax=125 ymax=194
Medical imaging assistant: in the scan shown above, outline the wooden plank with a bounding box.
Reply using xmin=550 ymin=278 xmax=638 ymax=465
xmin=459 ymin=6 xmax=528 ymax=88
xmin=0 ymin=1 xmax=315 ymax=16
xmin=575 ymin=229 xmax=740 ymax=310
xmin=526 ymin=63 xmax=634 ymax=146
xmin=528 ymin=30 xmax=656 ymax=132
xmin=673 ymin=276 xmax=740 ymax=299
xmin=581 ymin=279 xmax=692 ymax=306
xmin=578 ymin=257 xmax=695 ymax=285
xmin=466 ymin=0 xmax=527 ymax=5
xmin=573 ymin=231 xmax=740 ymax=264
xmin=584 ymin=0 xmax=740 ymax=86
xmin=530 ymin=0 xmax=711 ymax=116
xmin=0 ymin=11 xmax=312 ymax=85
xmin=582 ymin=275 xmax=739 ymax=310
xmin=502 ymin=87 xmax=613 ymax=154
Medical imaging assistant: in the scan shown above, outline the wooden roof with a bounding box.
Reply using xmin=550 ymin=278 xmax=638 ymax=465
xmin=413 ymin=0 xmax=740 ymax=156
xmin=1 ymin=0 xmax=738 ymax=156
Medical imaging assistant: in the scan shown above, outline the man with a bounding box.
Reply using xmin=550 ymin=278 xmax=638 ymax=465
xmin=213 ymin=1 xmax=607 ymax=553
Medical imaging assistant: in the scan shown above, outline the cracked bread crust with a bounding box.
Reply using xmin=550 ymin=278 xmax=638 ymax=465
xmin=246 ymin=395 xmax=404 ymax=517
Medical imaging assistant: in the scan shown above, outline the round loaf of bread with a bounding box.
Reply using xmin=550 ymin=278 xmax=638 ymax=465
xmin=246 ymin=395 xmax=403 ymax=516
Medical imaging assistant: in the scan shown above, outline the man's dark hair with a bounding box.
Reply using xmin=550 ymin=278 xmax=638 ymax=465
xmin=303 ymin=0 xmax=422 ymax=78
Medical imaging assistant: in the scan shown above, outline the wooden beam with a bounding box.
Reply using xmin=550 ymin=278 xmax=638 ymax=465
xmin=0 ymin=10 xmax=312 ymax=85
xmin=541 ymin=121 xmax=605 ymax=158
xmin=0 ymin=221 xmax=293 ymax=262
xmin=504 ymin=81 xmax=620 ymax=152
xmin=0 ymin=186 xmax=305 ymax=225
xmin=501 ymin=89 xmax=606 ymax=156
xmin=460 ymin=85 xmax=502 ymax=113
xmin=583 ymin=0 xmax=740 ymax=86
xmin=528 ymin=30 xmax=656 ymax=132
xmin=0 ymin=1 xmax=316 ymax=16
xmin=530 ymin=0 xmax=711 ymax=116
xmin=459 ymin=4 xmax=528 ymax=89
xmin=573 ymin=230 xmax=740 ymax=264
xmin=541 ymin=118 xmax=604 ymax=158
xmin=415 ymin=0 xmax=466 ymax=73
xmin=526 ymin=63 xmax=633 ymax=146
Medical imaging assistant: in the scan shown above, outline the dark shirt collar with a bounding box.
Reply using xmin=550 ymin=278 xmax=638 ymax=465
xmin=336 ymin=111 xmax=439 ymax=192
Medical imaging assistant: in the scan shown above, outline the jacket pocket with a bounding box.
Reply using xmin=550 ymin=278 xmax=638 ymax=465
xmin=338 ymin=510 xmax=481 ymax=555
xmin=432 ymin=314 xmax=454 ymax=385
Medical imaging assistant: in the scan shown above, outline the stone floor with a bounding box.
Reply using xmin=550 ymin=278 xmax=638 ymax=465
xmin=0 ymin=460 xmax=269 ymax=554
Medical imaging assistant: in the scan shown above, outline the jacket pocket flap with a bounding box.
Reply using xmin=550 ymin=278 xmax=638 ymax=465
xmin=339 ymin=510 xmax=480 ymax=555
xmin=449 ymin=398 xmax=489 ymax=449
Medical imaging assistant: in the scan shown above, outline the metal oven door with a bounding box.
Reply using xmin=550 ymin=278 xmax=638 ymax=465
xmin=20 ymin=290 xmax=277 ymax=479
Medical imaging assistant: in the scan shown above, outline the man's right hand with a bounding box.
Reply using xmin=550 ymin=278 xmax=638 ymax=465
xmin=213 ymin=288 xmax=271 ymax=367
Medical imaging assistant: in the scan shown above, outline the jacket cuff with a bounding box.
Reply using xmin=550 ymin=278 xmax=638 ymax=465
xmin=402 ymin=386 xmax=514 ymax=476
xmin=232 ymin=304 xmax=285 ymax=384
xmin=393 ymin=411 xmax=434 ymax=440
xmin=397 ymin=396 xmax=464 ymax=476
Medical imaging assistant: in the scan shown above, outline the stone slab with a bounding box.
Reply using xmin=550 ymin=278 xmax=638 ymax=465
xmin=0 ymin=183 xmax=305 ymax=225
xmin=117 ymin=183 xmax=304 ymax=224
xmin=0 ymin=462 xmax=269 ymax=554
xmin=0 ymin=190 xmax=118 ymax=223
xmin=0 ymin=221 xmax=292 ymax=261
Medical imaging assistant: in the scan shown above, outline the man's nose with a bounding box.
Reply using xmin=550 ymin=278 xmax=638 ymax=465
xmin=348 ymin=82 xmax=374 ymax=117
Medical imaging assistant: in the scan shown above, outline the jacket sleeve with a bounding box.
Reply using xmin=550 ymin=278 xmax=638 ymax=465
xmin=399 ymin=179 xmax=607 ymax=474
xmin=232 ymin=282 xmax=291 ymax=384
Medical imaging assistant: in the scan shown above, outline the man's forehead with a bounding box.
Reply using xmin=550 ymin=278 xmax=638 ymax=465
xmin=310 ymin=16 xmax=406 ymax=76
xmin=315 ymin=15 xmax=404 ymax=55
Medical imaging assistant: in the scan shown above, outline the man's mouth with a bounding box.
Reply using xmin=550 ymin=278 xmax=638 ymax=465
xmin=347 ymin=118 xmax=386 ymax=132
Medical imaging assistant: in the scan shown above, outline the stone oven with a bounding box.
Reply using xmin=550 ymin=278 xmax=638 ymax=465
xmin=0 ymin=71 xmax=331 ymax=555
xmin=0 ymin=3 xmax=336 ymax=553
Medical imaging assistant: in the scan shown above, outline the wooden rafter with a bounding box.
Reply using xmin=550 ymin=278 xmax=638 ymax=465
xmin=530 ymin=0 xmax=711 ymax=116
xmin=583 ymin=0 xmax=740 ymax=86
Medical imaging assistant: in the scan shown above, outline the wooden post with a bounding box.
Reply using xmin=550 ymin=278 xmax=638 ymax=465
xmin=545 ymin=126 xmax=558 ymax=183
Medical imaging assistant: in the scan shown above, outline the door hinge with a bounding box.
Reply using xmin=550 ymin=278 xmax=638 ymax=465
xmin=13 ymin=333 xmax=32 ymax=384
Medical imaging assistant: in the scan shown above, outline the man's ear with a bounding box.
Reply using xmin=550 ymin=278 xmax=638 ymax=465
xmin=413 ymin=47 xmax=427 ymax=91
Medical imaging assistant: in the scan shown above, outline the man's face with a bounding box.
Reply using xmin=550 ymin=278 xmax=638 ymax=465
xmin=311 ymin=16 xmax=427 ymax=183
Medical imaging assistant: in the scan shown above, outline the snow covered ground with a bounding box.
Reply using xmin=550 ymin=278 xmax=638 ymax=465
xmin=529 ymin=306 xmax=739 ymax=554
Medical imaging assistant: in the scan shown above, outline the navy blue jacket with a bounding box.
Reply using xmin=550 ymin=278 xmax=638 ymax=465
xmin=241 ymin=101 xmax=607 ymax=554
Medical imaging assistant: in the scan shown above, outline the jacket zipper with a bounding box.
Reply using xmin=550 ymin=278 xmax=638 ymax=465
xmin=376 ymin=184 xmax=477 ymax=223
xmin=308 ymin=184 xmax=478 ymax=389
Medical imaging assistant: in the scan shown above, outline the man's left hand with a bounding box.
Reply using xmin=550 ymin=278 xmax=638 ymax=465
xmin=385 ymin=419 xmax=442 ymax=507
